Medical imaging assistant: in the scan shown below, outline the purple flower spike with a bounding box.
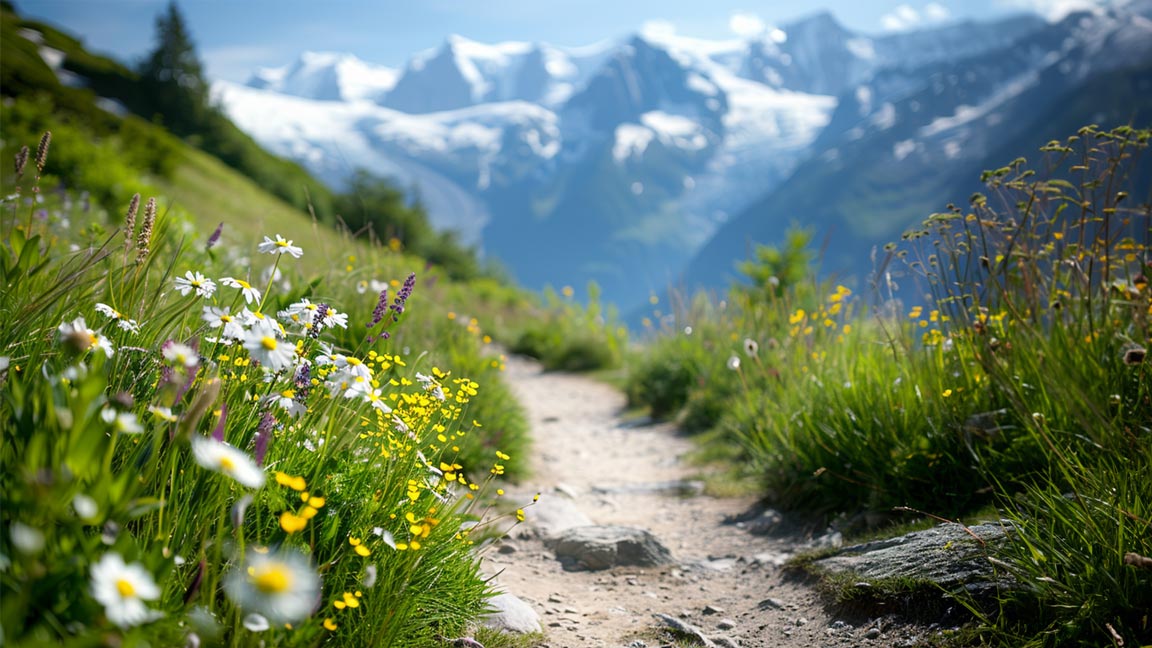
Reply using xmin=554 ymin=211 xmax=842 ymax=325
xmin=211 ymin=402 xmax=228 ymax=442
xmin=253 ymin=411 xmax=275 ymax=466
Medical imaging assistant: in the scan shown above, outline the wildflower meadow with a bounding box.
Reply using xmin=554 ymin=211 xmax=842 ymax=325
xmin=1 ymin=133 xmax=535 ymax=647
xmin=625 ymin=125 xmax=1151 ymax=646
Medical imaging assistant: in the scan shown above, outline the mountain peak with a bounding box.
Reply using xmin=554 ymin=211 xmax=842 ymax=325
xmin=784 ymin=10 xmax=852 ymax=38
xmin=246 ymin=51 xmax=397 ymax=102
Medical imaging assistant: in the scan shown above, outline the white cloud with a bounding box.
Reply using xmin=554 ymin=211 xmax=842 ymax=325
xmin=640 ymin=19 xmax=677 ymax=39
xmin=997 ymin=0 xmax=1103 ymax=20
xmin=880 ymin=2 xmax=953 ymax=32
xmin=924 ymin=2 xmax=952 ymax=21
xmin=729 ymin=12 xmax=767 ymax=38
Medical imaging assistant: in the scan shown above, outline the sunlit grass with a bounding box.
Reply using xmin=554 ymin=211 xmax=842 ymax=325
xmin=624 ymin=125 xmax=1152 ymax=646
xmin=0 ymin=134 xmax=538 ymax=646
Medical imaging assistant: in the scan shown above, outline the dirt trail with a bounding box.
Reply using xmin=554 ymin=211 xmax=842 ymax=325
xmin=482 ymin=356 xmax=858 ymax=648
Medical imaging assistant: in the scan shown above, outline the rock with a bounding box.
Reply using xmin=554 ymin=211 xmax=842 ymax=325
xmin=549 ymin=526 xmax=673 ymax=571
xmin=713 ymin=638 xmax=741 ymax=648
xmin=590 ymin=480 xmax=705 ymax=497
xmin=653 ymin=613 xmax=716 ymax=647
xmin=702 ymin=605 xmax=726 ymax=615
xmin=811 ymin=522 xmax=1012 ymax=596
xmin=480 ymin=593 xmax=542 ymax=634
xmin=864 ymin=627 xmax=881 ymax=639
xmin=520 ymin=495 xmax=594 ymax=540
xmin=496 ymin=542 xmax=518 ymax=554
xmin=744 ymin=508 xmax=784 ymax=535
xmin=716 ymin=618 xmax=737 ymax=630
xmin=757 ymin=597 xmax=785 ymax=611
xmin=553 ymin=482 xmax=580 ymax=499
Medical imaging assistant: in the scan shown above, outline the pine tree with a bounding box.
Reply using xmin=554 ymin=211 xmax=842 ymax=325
xmin=139 ymin=0 xmax=209 ymax=135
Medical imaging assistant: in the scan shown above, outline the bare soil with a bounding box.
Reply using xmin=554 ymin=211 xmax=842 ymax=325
xmin=481 ymin=356 xmax=941 ymax=648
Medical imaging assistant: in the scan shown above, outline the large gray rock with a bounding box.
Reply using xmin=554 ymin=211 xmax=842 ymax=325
xmin=480 ymin=592 xmax=542 ymax=634
xmin=549 ymin=525 xmax=673 ymax=571
xmin=520 ymin=494 xmax=594 ymax=540
xmin=812 ymin=522 xmax=1012 ymax=595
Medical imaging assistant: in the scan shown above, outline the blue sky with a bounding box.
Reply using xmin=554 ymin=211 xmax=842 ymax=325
xmin=17 ymin=0 xmax=1094 ymax=82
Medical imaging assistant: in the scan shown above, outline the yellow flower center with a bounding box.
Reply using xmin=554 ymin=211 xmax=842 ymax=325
xmin=281 ymin=389 xmax=295 ymax=399
xmin=116 ymin=579 xmax=135 ymax=598
xmin=261 ymin=337 xmax=278 ymax=351
xmin=346 ymin=357 xmax=362 ymax=366
xmin=237 ymin=280 xmax=252 ymax=289
xmin=276 ymin=240 xmax=288 ymax=248
xmin=252 ymin=564 xmax=292 ymax=594
xmin=220 ymin=315 xmax=232 ymax=322
xmin=219 ymin=456 xmax=235 ymax=471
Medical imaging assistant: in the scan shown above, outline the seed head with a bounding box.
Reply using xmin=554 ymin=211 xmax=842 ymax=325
xmin=135 ymin=197 xmax=157 ymax=264
xmin=14 ymin=145 xmax=29 ymax=180
xmin=124 ymin=194 xmax=140 ymax=253
xmin=35 ymin=131 xmax=51 ymax=174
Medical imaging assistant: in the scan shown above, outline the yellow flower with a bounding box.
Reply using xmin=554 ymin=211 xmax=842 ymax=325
xmin=275 ymin=472 xmax=307 ymax=491
xmin=279 ymin=512 xmax=308 ymax=533
xmin=323 ymin=618 xmax=337 ymax=631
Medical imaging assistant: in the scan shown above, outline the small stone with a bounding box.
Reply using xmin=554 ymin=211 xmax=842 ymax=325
xmin=481 ymin=593 xmax=542 ymax=634
xmin=796 ymin=617 xmax=808 ymax=626
xmin=864 ymin=627 xmax=881 ymax=639
xmin=757 ymin=598 xmax=785 ymax=611
xmin=714 ymin=639 xmax=741 ymax=648
xmin=497 ymin=543 xmax=518 ymax=554
xmin=716 ymin=618 xmax=737 ymax=631
xmin=547 ymin=594 xmax=564 ymax=603
xmin=702 ymin=605 xmax=726 ymax=615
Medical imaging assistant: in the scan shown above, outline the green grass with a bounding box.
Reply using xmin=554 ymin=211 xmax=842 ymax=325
xmin=0 ymin=128 xmax=538 ymax=646
xmin=623 ymin=125 xmax=1152 ymax=646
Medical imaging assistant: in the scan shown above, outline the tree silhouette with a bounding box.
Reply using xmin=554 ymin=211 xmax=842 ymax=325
xmin=139 ymin=1 xmax=209 ymax=135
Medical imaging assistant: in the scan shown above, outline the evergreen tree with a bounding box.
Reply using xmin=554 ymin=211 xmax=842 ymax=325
xmin=139 ymin=0 xmax=209 ymax=134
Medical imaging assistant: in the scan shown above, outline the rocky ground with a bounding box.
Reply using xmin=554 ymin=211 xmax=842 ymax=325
xmin=475 ymin=356 xmax=993 ymax=648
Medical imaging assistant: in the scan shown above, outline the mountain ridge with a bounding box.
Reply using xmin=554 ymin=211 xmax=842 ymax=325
xmin=216 ymin=8 xmax=1092 ymax=310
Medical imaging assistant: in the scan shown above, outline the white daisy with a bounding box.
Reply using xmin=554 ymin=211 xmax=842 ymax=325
xmin=321 ymin=308 xmax=348 ymax=330
xmin=224 ymin=549 xmax=320 ymax=623
xmin=362 ymin=388 xmax=392 ymax=414
xmin=220 ymin=277 xmax=262 ymax=305
xmin=94 ymin=303 xmax=140 ymax=334
xmin=264 ymin=389 xmax=306 ymax=418
xmin=174 ymin=271 xmax=217 ymax=298
xmin=256 ymin=234 xmax=303 ymax=259
xmin=242 ymin=320 xmax=295 ymax=373
xmin=58 ymin=316 xmax=113 ymax=357
xmin=101 ymin=408 xmax=144 ymax=434
xmin=202 ymin=306 xmax=246 ymax=340
xmin=191 ymin=435 xmax=266 ymax=488
xmin=332 ymin=354 xmax=371 ymax=381
xmin=162 ymin=342 xmax=199 ymax=369
xmin=148 ymin=405 xmax=178 ymax=423
xmin=90 ymin=553 xmax=163 ymax=628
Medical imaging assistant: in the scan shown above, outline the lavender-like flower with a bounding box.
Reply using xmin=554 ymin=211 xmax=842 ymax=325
xmin=293 ymin=364 xmax=311 ymax=403
xmin=309 ymin=303 xmax=329 ymax=339
xmin=253 ymin=411 xmax=275 ymax=466
xmin=206 ymin=222 xmax=224 ymax=250
xmin=367 ymin=287 xmax=389 ymax=329
xmin=389 ymin=273 xmax=417 ymax=320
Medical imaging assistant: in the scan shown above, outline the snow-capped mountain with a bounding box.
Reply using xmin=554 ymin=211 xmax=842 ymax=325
xmin=216 ymin=9 xmax=1060 ymax=310
xmin=683 ymin=1 xmax=1152 ymax=301
xmin=247 ymin=51 xmax=398 ymax=102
